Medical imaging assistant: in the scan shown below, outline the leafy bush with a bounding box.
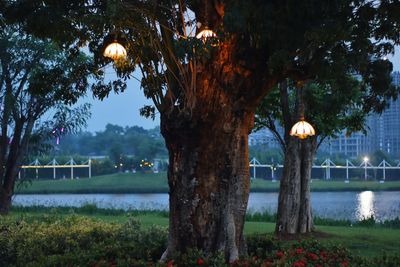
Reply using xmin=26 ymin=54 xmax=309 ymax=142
xmin=0 ymin=215 xmax=167 ymax=267
xmin=382 ymin=217 xmax=400 ymax=229
xmin=11 ymin=204 xmax=169 ymax=218
xmin=160 ymin=239 xmax=400 ymax=266
xmin=356 ymin=216 xmax=376 ymax=227
xmin=1 ymin=214 xmax=400 ymax=266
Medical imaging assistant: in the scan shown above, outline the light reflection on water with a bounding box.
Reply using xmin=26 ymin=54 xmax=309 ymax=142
xmin=13 ymin=191 xmax=400 ymax=222
xmin=357 ymin=191 xmax=375 ymax=220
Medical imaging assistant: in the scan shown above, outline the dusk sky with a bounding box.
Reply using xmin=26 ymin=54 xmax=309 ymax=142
xmin=82 ymin=47 xmax=400 ymax=133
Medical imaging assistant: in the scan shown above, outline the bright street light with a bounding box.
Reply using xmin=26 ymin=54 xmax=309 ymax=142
xmin=363 ymin=156 xmax=369 ymax=180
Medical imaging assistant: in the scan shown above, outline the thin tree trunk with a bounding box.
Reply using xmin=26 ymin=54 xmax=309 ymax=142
xmin=0 ymin=118 xmax=34 ymax=215
xmin=298 ymin=137 xmax=317 ymax=233
xmin=0 ymin=183 xmax=13 ymax=214
xmin=275 ymin=137 xmax=301 ymax=234
xmin=275 ymin=136 xmax=317 ymax=235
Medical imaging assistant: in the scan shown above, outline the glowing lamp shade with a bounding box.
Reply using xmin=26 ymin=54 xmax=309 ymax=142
xmin=196 ymin=28 xmax=217 ymax=41
xmin=290 ymin=120 xmax=316 ymax=139
xmin=103 ymin=41 xmax=127 ymax=60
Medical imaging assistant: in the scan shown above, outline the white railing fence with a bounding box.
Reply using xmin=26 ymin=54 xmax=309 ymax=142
xmin=249 ymin=157 xmax=400 ymax=182
xmin=19 ymin=158 xmax=91 ymax=180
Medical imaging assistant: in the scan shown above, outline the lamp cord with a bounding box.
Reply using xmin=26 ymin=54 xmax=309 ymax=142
xmin=297 ymin=82 xmax=305 ymax=121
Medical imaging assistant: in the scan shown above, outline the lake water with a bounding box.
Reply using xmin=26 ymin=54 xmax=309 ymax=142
xmin=13 ymin=191 xmax=400 ymax=221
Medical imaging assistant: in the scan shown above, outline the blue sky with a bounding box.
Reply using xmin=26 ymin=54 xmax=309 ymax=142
xmin=82 ymin=70 xmax=157 ymax=133
xmin=83 ymin=48 xmax=400 ymax=133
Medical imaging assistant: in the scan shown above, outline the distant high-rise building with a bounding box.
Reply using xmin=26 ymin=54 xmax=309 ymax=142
xmin=249 ymin=128 xmax=281 ymax=148
xmin=320 ymin=71 xmax=400 ymax=157
xmin=377 ymin=72 xmax=400 ymax=155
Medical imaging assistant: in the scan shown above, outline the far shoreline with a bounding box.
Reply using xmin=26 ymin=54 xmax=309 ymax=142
xmin=14 ymin=172 xmax=400 ymax=194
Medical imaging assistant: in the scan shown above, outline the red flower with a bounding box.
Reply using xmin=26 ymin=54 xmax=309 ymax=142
xmin=320 ymin=250 xmax=327 ymax=261
xmin=306 ymin=252 xmax=319 ymax=261
xmin=263 ymin=259 xmax=273 ymax=266
xmin=295 ymin=248 xmax=303 ymax=254
xmin=293 ymin=261 xmax=305 ymax=267
xmin=196 ymin=258 xmax=205 ymax=265
xmin=167 ymin=260 xmax=174 ymax=267
xmin=341 ymin=261 xmax=349 ymax=267
xmin=300 ymin=258 xmax=307 ymax=264
xmin=276 ymin=251 xmax=284 ymax=258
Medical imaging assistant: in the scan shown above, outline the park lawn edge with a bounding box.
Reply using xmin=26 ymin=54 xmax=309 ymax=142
xmin=14 ymin=172 xmax=400 ymax=194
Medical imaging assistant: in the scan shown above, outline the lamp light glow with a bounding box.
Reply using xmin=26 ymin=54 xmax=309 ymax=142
xmin=290 ymin=119 xmax=316 ymax=139
xmin=103 ymin=41 xmax=127 ymax=60
xmin=196 ymin=27 xmax=217 ymax=41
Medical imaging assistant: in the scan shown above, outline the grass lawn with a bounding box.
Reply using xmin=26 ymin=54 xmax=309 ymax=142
xmin=8 ymin=209 xmax=400 ymax=258
xmin=16 ymin=172 xmax=169 ymax=194
xmin=15 ymin=172 xmax=400 ymax=194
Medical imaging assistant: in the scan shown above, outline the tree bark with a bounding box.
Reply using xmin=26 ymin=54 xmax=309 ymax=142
xmin=160 ymin=69 xmax=261 ymax=262
xmin=275 ymin=136 xmax=317 ymax=235
xmin=0 ymin=184 xmax=13 ymax=214
xmin=0 ymin=118 xmax=34 ymax=215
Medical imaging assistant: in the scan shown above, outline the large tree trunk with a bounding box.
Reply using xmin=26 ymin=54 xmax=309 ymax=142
xmin=275 ymin=136 xmax=317 ymax=235
xmin=160 ymin=71 xmax=259 ymax=261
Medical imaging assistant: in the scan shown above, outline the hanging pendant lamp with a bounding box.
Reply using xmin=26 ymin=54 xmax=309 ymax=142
xmin=103 ymin=40 xmax=127 ymax=60
xmin=290 ymin=118 xmax=316 ymax=139
xmin=196 ymin=26 xmax=217 ymax=41
xmin=289 ymin=83 xmax=316 ymax=139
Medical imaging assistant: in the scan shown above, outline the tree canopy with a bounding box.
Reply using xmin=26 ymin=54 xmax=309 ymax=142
xmin=255 ymin=75 xmax=399 ymax=151
xmin=0 ymin=22 xmax=103 ymax=213
xmin=2 ymin=0 xmax=399 ymax=117
xmin=56 ymin=124 xmax=167 ymax=161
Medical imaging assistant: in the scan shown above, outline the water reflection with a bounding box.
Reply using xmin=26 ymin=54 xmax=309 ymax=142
xmin=13 ymin=191 xmax=400 ymax=221
xmin=357 ymin=191 xmax=375 ymax=220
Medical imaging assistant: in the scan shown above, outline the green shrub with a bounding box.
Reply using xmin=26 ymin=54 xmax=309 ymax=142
xmin=0 ymin=215 xmax=167 ymax=267
xmin=1 ymin=215 xmax=399 ymax=266
xmin=355 ymin=216 xmax=376 ymax=227
xmin=246 ymin=234 xmax=281 ymax=258
xmin=382 ymin=217 xmax=400 ymax=229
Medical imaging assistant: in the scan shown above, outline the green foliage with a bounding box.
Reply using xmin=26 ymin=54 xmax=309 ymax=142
xmin=246 ymin=234 xmax=281 ymax=259
xmin=56 ymin=124 xmax=167 ymax=165
xmin=10 ymin=204 xmax=170 ymax=218
xmin=249 ymin=145 xmax=283 ymax=164
xmin=91 ymin=158 xmax=116 ymax=176
xmin=0 ymin=22 xmax=97 ymax=213
xmin=5 ymin=215 xmax=398 ymax=267
xmin=255 ymin=75 xmax=399 ymax=147
xmin=0 ymin=215 xmax=167 ymax=267
xmin=4 ymin=0 xmax=400 ymax=121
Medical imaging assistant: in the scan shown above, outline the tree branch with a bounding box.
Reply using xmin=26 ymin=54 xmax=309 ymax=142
xmin=317 ymin=135 xmax=327 ymax=150
xmin=279 ymin=80 xmax=292 ymax=142
xmin=265 ymin=115 xmax=286 ymax=151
